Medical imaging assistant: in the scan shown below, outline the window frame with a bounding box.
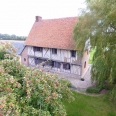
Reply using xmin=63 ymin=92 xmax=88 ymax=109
xmin=52 ymin=48 xmax=57 ymax=55
xmin=63 ymin=63 xmax=70 ymax=70
xmin=24 ymin=58 xmax=26 ymax=61
xmin=71 ymin=50 xmax=76 ymax=57
xmin=33 ymin=47 xmax=43 ymax=52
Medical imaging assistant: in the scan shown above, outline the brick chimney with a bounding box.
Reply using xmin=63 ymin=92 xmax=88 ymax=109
xmin=35 ymin=16 xmax=42 ymax=22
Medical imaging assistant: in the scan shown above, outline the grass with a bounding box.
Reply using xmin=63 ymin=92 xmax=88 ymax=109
xmin=63 ymin=91 xmax=116 ymax=116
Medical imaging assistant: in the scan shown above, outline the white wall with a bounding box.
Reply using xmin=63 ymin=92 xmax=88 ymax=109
xmin=27 ymin=46 xmax=83 ymax=75
xmin=71 ymin=65 xmax=81 ymax=75
xmin=27 ymin=46 xmax=81 ymax=64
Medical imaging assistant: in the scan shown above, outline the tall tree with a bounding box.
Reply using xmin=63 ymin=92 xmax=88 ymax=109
xmin=73 ymin=0 xmax=116 ymax=100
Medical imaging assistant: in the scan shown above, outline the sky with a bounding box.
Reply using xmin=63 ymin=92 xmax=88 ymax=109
xmin=0 ymin=0 xmax=85 ymax=36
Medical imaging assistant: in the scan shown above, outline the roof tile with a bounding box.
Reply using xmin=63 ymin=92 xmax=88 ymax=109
xmin=25 ymin=17 xmax=78 ymax=50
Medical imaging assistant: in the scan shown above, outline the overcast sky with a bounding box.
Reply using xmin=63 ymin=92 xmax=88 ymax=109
xmin=0 ymin=0 xmax=85 ymax=36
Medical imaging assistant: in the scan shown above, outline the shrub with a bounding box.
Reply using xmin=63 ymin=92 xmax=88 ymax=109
xmin=60 ymin=79 xmax=71 ymax=87
xmin=86 ymin=86 xmax=102 ymax=93
xmin=0 ymin=66 xmax=74 ymax=116
xmin=0 ymin=42 xmax=74 ymax=116
xmin=0 ymin=51 xmax=6 ymax=60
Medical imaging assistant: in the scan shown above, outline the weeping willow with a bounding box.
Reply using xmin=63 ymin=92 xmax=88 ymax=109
xmin=73 ymin=0 xmax=116 ymax=101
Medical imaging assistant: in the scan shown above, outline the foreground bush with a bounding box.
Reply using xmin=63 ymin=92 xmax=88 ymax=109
xmin=0 ymin=60 xmax=73 ymax=116
xmin=0 ymin=43 xmax=74 ymax=116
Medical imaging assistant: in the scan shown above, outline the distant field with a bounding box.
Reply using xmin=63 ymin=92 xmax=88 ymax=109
xmin=0 ymin=40 xmax=24 ymax=43
xmin=0 ymin=40 xmax=24 ymax=50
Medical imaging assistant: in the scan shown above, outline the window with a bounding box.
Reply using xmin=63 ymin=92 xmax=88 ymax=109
xmin=84 ymin=61 xmax=86 ymax=68
xmin=24 ymin=58 xmax=26 ymax=61
xmin=35 ymin=58 xmax=39 ymax=64
xmin=71 ymin=50 xmax=76 ymax=57
xmin=52 ymin=48 xmax=57 ymax=54
xmin=63 ymin=63 xmax=70 ymax=70
xmin=33 ymin=47 xmax=42 ymax=52
xmin=54 ymin=62 xmax=60 ymax=68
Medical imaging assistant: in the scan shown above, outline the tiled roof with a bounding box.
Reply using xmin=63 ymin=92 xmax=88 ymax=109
xmin=12 ymin=42 xmax=25 ymax=55
xmin=25 ymin=17 xmax=78 ymax=50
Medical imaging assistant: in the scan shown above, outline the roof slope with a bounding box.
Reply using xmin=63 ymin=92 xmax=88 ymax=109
xmin=25 ymin=17 xmax=78 ymax=50
xmin=12 ymin=42 xmax=25 ymax=55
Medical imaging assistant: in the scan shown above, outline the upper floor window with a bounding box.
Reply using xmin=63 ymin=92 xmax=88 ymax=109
xmin=84 ymin=61 xmax=86 ymax=68
xmin=33 ymin=47 xmax=42 ymax=52
xmin=52 ymin=48 xmax=57 ymax=54
xmin=71 ymin=50 xmax=76 ymax=57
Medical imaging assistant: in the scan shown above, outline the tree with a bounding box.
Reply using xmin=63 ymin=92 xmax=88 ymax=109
xmin=0 ymin=33 xmax=26 ymax=40
xmin=0 ymin=43 xmax=74 ymax=116
xmin=73 ymin=0 xmax=116 ymax=101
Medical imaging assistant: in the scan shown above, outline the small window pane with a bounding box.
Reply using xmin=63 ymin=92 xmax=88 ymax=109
xmin=63 ymin=63 xmax=70 ymax=70
xmin=71 ymin=50 xmax=76 ymax=57
xmin=33 ymin=47 xmax=42 ymax=52
xmin=52 ymin=48 xmax=57 ymax=54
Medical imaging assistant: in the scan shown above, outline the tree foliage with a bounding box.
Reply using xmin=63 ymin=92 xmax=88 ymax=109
xmin=0 ymin=33 xmax=26 ymax=40
xmin=0 ymin=51 xmax=6 ymax=60
xmin=0 ymin=43 xmax=74 ymax=116
xmin=73 ymin=0 xmax=116 ymax=101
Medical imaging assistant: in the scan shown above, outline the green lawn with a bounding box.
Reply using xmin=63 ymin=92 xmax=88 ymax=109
xmin=63 ymin=91 xmax=116 ymax=116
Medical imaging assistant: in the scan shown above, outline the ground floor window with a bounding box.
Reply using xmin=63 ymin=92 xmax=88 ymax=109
xmin=34 ymin=58 xmax=45 ymax=65
xmin=45 ymin=61 xmax=61 ymax=68
xmin=53 ymin=62 xmax=60 ymax=68
xmin=24 ymin=58 xmax=26 ymax=61
xmin=63 ymin=63 xmax=70 ymax=70
xmin=34 ymin=58 xmax=39 ymax=64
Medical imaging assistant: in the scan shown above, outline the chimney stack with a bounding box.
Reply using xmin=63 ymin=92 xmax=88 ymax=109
xmin=35 ymin=16 xmax=42 ymax=22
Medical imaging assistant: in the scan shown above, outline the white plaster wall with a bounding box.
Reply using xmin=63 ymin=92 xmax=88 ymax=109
xmin=29 ymin=57 xmax=35 ymax=66
xmin=28 ymin=46 xmax=34 ymax=56
xmin=28 ymin=47 xmax=82 ymax=65
xmin=43 ymin=48 xmax=50 ymax=59
xmin=35 ymin=51 xmax=42 ymax=57
xmin=71 ymin=65 xmax=81 ymax=75
xmin=61 ymin=50 xmax=70 ymax=63
xmin=81 ymin=50 xmax=90 ymax=77
xmin=51 ymin=49 xmax=61 ymax=61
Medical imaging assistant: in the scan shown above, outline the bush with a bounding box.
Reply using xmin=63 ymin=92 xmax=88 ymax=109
xmin=60 ymin=79 xmax=71 ymax=87
xmin=0 ymin=51 xmax=6 ymax=60
xmin=0 ymin=42 xmax=74 ymax=116
xmin=86 ymin=86 xmax=102 ymax=93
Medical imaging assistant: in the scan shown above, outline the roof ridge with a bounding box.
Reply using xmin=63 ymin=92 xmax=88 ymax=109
xmin=41 ymin=16 xmax=77 ymax=21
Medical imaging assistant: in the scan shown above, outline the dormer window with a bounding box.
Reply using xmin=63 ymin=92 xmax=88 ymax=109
xmin=52 ymin=48 xmax=57 ymax=54
xmin=71 ymin=50 xmax=76 ymax=57
xmin=33 ymin=47 xmax=42 ymax=52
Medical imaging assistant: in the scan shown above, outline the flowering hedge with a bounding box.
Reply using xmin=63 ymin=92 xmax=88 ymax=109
xmin=0 ymin=43 xmax=74 ymax=116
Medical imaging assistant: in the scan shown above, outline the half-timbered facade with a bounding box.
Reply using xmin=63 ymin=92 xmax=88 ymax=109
xmin=21 ymin=16 xmax=89 ymax=77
